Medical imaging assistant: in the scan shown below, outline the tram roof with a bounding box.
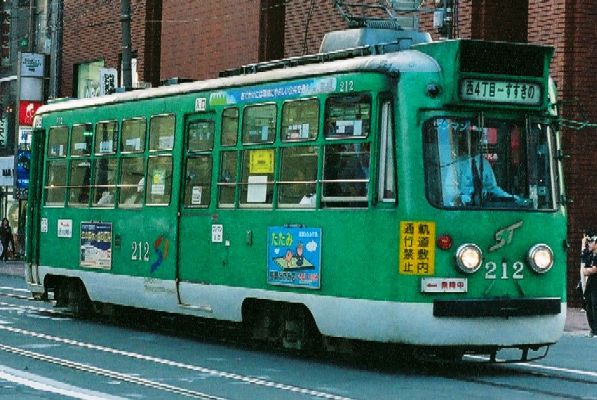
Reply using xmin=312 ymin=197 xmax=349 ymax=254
xmin=37 ymin=49 xmax=439 ymax=115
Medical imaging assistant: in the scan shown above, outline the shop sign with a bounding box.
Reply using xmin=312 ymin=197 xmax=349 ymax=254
xmin=20 ymin=53 xmax=44 ymax=77
xmin=0 ymin=116 xmax=6 ymax=146
xmin=18 ymin=100 xmax=42 ymax=126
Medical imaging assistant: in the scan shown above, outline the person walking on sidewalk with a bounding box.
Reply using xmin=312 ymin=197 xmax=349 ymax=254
xmin=0 ymin=218 xmax=14 ymax=262
xmin=581 ymin=234 xmax=597 ymax=337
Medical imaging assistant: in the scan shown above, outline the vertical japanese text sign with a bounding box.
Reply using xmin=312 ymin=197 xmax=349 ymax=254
xmin=399 ymin=221 xmax=436 ymax=275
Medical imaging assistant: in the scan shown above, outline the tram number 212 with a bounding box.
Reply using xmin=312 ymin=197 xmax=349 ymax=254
xmin=131 ymin=241 xmax=150 ymax=262
xmin=485 ymin=261 xmax=524 ymax=280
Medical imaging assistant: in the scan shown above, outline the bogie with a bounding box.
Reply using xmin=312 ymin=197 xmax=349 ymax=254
xmin=242 ymin=299 xmax=321 ymax=352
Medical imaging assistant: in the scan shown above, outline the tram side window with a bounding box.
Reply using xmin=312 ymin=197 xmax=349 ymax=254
xmin=279 ymin=146 xmax=318 ymax=208
xmin=146 ymin=156 xmax=173 ymax=205
xmin=71 ymin=124 xmax=93 ymax=156
xmin=218 ymin=151 xmax=238 ymax=207
xmin=188 ymin=120 xmax=214 ymax=151
xmin=95 ymin=121 xmax=118 ymax=154
xmin=325 ymin=94 xmax=371 ymax=138
xmin=323 ymin=143 xmax=370 ymax=206
xmin=119 ymin=157 xmax=145 ymax=206
xmin=121 ymin=118 xmax=146 ymax=153
xmin=379 ymin=100 xmax=396 ymax=202
xmin=45 ymin=160 xmax=67 ymax=205
xmin=241 ymin=149 xmax=275 ymax=207
xmin=222 ymin=108 xmax=239 ymax=146
xmin=184 ymin=156 xmax=212 ymax=208
xmin=184 ymin=120 xmax=213 ymax=208
xmin=47 ymin=126 xmax=68 ymax=157
xmin=92 ymin=157 xmax=117 ymax=207
xmin=281 ymin=99 xmax=319 ymax=141
xmin=69 ymin=159 xmax=91 ymax=205
xmin=242 ymin=104 xmax=276 ymax=144
xmin=149 ymin=114 xmax=175 ymax=151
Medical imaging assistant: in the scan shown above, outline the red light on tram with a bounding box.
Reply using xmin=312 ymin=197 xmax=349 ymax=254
xmin=437 ymin=234 xmax=453 ymax=250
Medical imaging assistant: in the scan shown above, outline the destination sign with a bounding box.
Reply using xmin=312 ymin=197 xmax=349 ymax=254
xmin=460 ymin=79 xmax=541 ymax=105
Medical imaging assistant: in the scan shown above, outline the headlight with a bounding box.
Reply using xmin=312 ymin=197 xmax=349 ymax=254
xmin=528 ymin=244 xmax=554 ymax=273
xmin=455 ymin=243 xmax=483 ymax=273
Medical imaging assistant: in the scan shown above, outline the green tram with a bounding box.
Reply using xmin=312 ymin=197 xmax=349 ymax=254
xmin=26 ymin=28 xmax=566 ymax=359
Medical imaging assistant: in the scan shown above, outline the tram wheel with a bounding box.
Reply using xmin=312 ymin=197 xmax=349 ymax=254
xmin=65 ymin=279 xmax=93 ymax=318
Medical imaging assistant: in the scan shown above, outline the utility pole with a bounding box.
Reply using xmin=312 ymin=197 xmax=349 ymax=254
xmin=49 ymin=0 xmax=62 ymax=98
xmin=121 ymin=0 xmax=132 ymax=90
xmin=28 ymin=0 xmax=35 ymax=52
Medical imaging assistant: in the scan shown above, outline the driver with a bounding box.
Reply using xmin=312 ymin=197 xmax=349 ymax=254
xmin=443 ymin=129 xmax=516 ymax=206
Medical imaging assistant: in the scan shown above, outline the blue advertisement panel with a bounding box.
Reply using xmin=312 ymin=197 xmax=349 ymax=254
xmin=267 ymin=226 xmax=322 ymax=289
xmin=80 ymin=222 xmax=112 ymax=269
xmin=209 ymin=77 xmax=337 ymax=106
xmin=15 ymin=150 xmax=30 ymax=190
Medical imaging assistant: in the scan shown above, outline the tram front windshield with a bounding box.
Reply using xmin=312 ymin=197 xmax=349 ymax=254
xmin=424 ymin=117 xmax=558 ymax=210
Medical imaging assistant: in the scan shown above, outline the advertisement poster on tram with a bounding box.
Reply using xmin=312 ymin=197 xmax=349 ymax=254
xmin=80 ymin=222 xmax=112 ymax=269
xmin=267 ymin=226 xmax=322 ymax=289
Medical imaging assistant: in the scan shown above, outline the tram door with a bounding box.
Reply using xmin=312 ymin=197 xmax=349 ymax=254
xmin=27 ymin=128 xmax=46 ymax=267
xmin=176 ymin=113 xmax=216 ymax=308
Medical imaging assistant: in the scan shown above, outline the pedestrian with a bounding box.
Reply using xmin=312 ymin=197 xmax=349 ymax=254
xmin=581 ymin=232 xmax=597 ymax=337
xmin=0 ymin=218 xmax=14 ymax=262
xmin=579 ymin=230 xmax=595 ymax=309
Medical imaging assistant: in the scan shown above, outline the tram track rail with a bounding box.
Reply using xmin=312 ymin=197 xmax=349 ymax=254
xmin=0 ymin=285 xmax=35 ymax=301
xmin=0 ymin=343 xmax=228 ymax=400
xmin=434 ymin=362 xmax=597 ymax=400
xmin=442 ymin=374 xmax=592 ymax=400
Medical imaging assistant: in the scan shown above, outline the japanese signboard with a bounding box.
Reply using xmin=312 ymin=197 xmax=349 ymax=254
xmin=267 ymin=226 xmax=322 ymax=289
xmin=399 ymin=221 xmax=436 ymax=275
xmin=460 ymin=79 xmax=541 ymax=106
xmin=0 ymin=116 xmax=6 ymax=147
xmin=0 ymin=156 xmax=13 ymax=186
xmin=80 ymin=222 xmax=112 ymax=269
xmin=99 ymin=68 xmax=117 ymax=96
xmin=249 ymin=149 xmax=274 ymax=174
xmin=20 ymin=53 xmax=44 ymax=77
xmin=421 ymin=277 xmax=467 ymax=293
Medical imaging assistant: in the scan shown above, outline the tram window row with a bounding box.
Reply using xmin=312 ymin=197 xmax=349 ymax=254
xmin=42 ymin=92 xmax=396 ymax=209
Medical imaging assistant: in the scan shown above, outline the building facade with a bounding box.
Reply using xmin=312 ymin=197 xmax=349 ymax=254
xmin=61 ymin=0 xmax=161 ymax=96
xmin=0 ymin=0 xmax=62 ymax=255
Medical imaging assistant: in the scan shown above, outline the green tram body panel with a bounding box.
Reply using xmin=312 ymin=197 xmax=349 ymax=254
xmin=28 ymin=39 xmax=566 ymax=349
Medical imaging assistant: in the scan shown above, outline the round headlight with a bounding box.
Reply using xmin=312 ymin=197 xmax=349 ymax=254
xmin=528 ymin=244 xmax=554 ymax=273
xmin=455 ymin=243 xmax=483 ymax=273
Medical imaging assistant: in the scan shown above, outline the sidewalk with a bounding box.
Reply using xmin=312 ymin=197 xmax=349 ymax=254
xmin=0 ymin=261 xmax=591 ymax=334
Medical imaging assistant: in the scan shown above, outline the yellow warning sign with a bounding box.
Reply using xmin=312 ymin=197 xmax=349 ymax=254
xmin=249 ymin=149 xmax=274 ymax=174
xmin=399 ymin=221 xmax=435 ymax=275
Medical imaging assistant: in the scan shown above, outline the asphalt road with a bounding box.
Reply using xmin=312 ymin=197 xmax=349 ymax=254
xmin=0 ymin=261 xmax=595 ymax=400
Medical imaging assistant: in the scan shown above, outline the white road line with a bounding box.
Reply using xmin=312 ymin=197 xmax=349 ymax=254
xmin=0 ymin=365 xmax=127 ymax=400
xmin=0 ymin=286 xmax=30 ymax=293
xmin=465 ymin=355 xmax=597 ymax=378
xmin=0 ymin=324 xmax=356 ymax=400
xmin=0 ymin=300 xmax=63 ymax=315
